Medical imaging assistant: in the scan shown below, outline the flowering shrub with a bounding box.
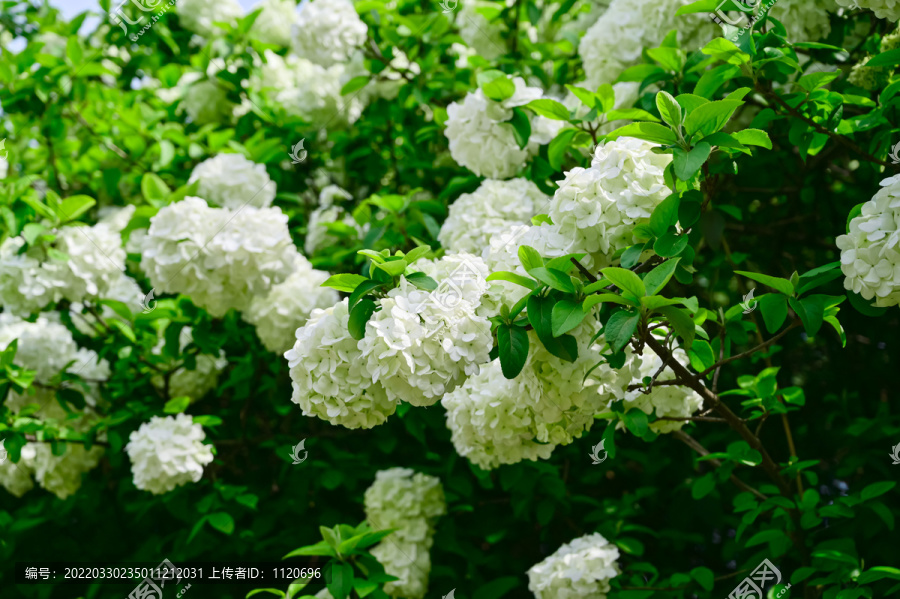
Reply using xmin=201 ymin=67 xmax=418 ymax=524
xmin=1 ymin=1 xmax=899 ymax=598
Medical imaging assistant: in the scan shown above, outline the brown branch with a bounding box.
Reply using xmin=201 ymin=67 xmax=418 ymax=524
xmin=571 ymin=257 xmax=597 ymax=282
xmin=698 ymin=321 xmax=801 ymax=377
xmin=24 ymin=434 xmax=110 ymax=448
xmin=673 ymin=430 xmax=767 ymax=501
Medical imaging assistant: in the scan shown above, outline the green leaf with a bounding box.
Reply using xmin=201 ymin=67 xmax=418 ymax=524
xmin=348 ymin=299 xmax=377 ymax=340
xmin=340 ymin=75 xmax=370 ymax=96
xmin=673 ymin=142 xmax=711 ymax=181
xmin=688 ymin=339 xmax=716 ymax=372
xmin=656 ymin=91 xmax=683 ymax=128
xmin=526 ymin=99 xmax=570 ymax=120
xmin=847 ymin=290 xmax=888 ymax=317
xmin=692 ymin=473 xmax=715 ymax=499
xmin=656 ymin=306 xmax=695 ymax=347
xmin=349 ymin=279 xmax=383 ymax=310
xmin=654 ymin=232 xmax=689 ymax=257
xmin=507 ymin=107 xmax=531 ymax=150
xmin=861 ymin=481 xmax=895 ymax=501
xmin=650 ymin=193 xmax=681 ymax=237
xmin=644 ymin=259 xmax=681 ymax=296
xmin=758 ymin=294 xmax=788 ymax=333
xmin=734 ymin=271 xmax=794 ymax=296
xmin=486 ymin=271 xmax=538 ymax=289
xmin=528 ymin=267 xmax=575 ymax=293
xmin=865 ymin=48 xmax=900 ymax=68
xmin=604 ymin=310 xmax=639 ymax=352
xmin=283 ymin=541 xmax=336 ymax=558
xmin=584 ymin=293 xmax=638 ymax=309
xmin=497 ymin=324 xmax=529 ymax=379
xmin=620 ymin=244 xmax=644 ymax=269
xmin=208 ymin=512 xmax=235 ymax=535
xmin=141 ymin=173 xmax=171 ymax=203
xmin=694 ymin=64 xmax=741 ymax=99
xmin=647 ymin=47 xmax=686 ymax=73
xmin=518 ymin=245 xmax=544 ymax=271
xmin=56 ymin=195 xmax=96 ymax=222
xmin=607 ymin=122 xmax=678 ymax=145
xmin=601 ymin=267 xmax=646 ymax=298
xmin=856 ymin=567 xmax=900 ymax=584
xmin=548 ymin=128 xmax=578 ymax=170
xmin=405 ymin=272 xmax=438 ymax=292
xmin=375 ymin=259 xmax=408 ymax=277
xmin=623 ymin=408 xmax=649 ymax=436
xmin=551 ymin=299 xmax=586 ymax=337
xmin=322 ymin=274 xmax=369 ymax=293
xmin=745 ymin=529 xmax=787 ymax=547
xmin=482 ymin=75 xmax=515 ymax=102
xmin=691 ymin=567 xmax=715 ymax=591
xmin=66 ymin=36 xmax=83 ymax=65
xmin=790 ymin=295 xmax=825 ymax=336
xmin=732 ymin=129 xmax=773 ymax=149
xmin=403 ymin=245 xmax=432 ymax=265
xmin=565 ymin=84 xmax=599 ymax=110
xmin=684 ymin=100 xmax=743 ymax=138
xmin=163 ymin=396 xmax=191 ymax=414
xmin=472 ymin=577 xmax=520 ymax=599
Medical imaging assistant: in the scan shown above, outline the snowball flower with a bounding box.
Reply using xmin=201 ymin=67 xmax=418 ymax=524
xmin=291 ymin=0 xmax=367 ymax=67
xmin=364 ymin=468 xmax=446 ymax=599
xmin=244 ymin=256 xmax=340 ymax=353
xmin=176 ymin=0 xmax=243 ymax=37
xmin=126 ymin=414 xmax=215 ymax=494
xmin=834 ymin=0 xmax=900 ymax=20
xmin=69 ymin=272 xmax=143 ymax=337
xmin=837 ymin=174 xmax=900 ymax=307
xmin=249 ymin=0 xmax=298 ymax=46
xmin=305 ymin=185 xmax=359 ymax=255
xmin=439 ymin=179 xmax=548 ymax=254
xmin=359 ymin=278 xmax=493 ymax=406
xmin=0 ymin=443 xmax=36 ymax=498
xmin=527 ymin=533 xmax=622 ymax=599
xmin=189 ymin=154 xmax=276 ymax=210
xmin=286 ymin=299 xmax=397 ymax=429
xmin=151 ymin=327 xmax=227 ymax=401
xmin=141 ymin=197 xmax=296 ymax=317
xmin=549 ymin=137 xmax=672 ymax=265
xmin=0 ymin=221 xmax=126 ymax=316
xmin=579 ymin=0 xmax=716 ymax=89
xmin=165 ymin=72 xmax=234 ymax=125
xmin=31 ymin=442 xmax=105 ymax=500
xmin=458 ymin=1 xmax=505 ymax=60
xmin=444 ymin=77 xmax=560 ymax=179
xmin=618 ymin=346 xmax=703 ymax=433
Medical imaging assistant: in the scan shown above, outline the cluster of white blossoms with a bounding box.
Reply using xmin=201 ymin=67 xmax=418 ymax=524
xmin=141 ymin=197 xmax=296 ymax=317
xmin=176 ymin=0 xmax=243 ymax=37
xmin=305 ymin=185 xmax=359 ymax=255
xmin=254 ymin=51 xmax=366 ymax=127
xmin=837 ymin=175 xmax=900 ymax=307
xmin=249 ymin=0 xmax=298 ymax=46
xmin=151 ymin=327 xmax=228 ymax=402
xmin=458 ymin=1 xmax=505 ymax=61
xmin=442 ymin=324 xmax=635 ymax=469
xmin=188 ymin=154 xmax=276 ymax=210
xmin=444 ymin=77 xmax=563 ymax=179
xmin=835 ymin=0 xmax=900 ymax=21
xmin=359 ymin=277 xmax=493 ymax=407
xmin=768 ymin=0 xmax=833 ymax=43
xmin=579 ymin=0 xmax=715 ymax=89
xmin=527 ymin=533 xmax=622 ymax=599
xmin=0 ymin=221 xmax=126 ymax=316
xmin=286 ymin=299 xmax=397 ymax=429
xmin=125 ymin=414 xmax=215 ymax=495
xmin=69 ymin=273 xmax=143 ymax=337
xmin=162 ymin=72 xmax=234 ymax=126
xmin=438 ymin=179 xmax=548 ymax=254
xmin=243 ymin=255 xmax=339 ymax=353
xmin=549 ymin=137 xmax=673 ymax=266
xmin=617 ymin=346 xmax=704 ymax=434
xmin=291 ymin=0 xmax=367 ymax=67
xmin=0 ymin=314 xmax=109 ymax=499
xmin=364 ymin=468 xmax=446 ymax=599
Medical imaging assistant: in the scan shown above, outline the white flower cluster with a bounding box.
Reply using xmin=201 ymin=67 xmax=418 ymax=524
xmin=151 ymin=327 xmax=227 ymax=401
xmin=141 ymin=197 xmax=296 ymax=317
xmin=527 ymin=533 xmax=622 ymax=599
xmin=442 ymin=324 xmax=634 ymax=469
xmin=188 ymin=154 xmax=276 ymax=210
xmin=0 ymin=221 xmax=126 ymax=316
xmin=254 ymin=50 xmax=366 ymax=126
xmin=458 ymin=1 xmax=505 ymax=60
xmin=769 ymin=0 xmax=833 ymax=43
xmin=444 ymin=77 xmax=563 ymax=179
xmin=249 ymin=0 xmax=298 ymax=46
xmin=291 ymin=0 xmax=367 ymax=67
xmin=0 ymin=440 xmax=106 ymax=500
xmin=125 ymin=414 xmax=215 ymax=495
xmin=244 ymin=255 xmax=340 ymax=353
xmin=359 ymin=277 xmax=493 ymax=407
xmin=549 ymin=137 xmax=672 ymax=266
xmin=579 ymin=0 xmax=716 ymax=89
xmin=161 ymin=72 xmax=234 ymax=126
xmin=364 ymin=468 xmax=446 ymax=599
xmin=618 ymin=346 xmax=703 ymax=433
xmin=438 ymin=179 xmax=548 ymax=254
xmin=286 ymin=299 xmax=396 ymax=429
xmin=835 ymin=0 xmax=900 ymax=21
xmin=305 ymin=185 xmax=359 ymax=255
xmin=176 ymin=0 xmax=243 ymax=37
xmin=837 ymin=174 xmax=900 ymax=307
xmin=0 ymin=441 xmax=36 ymax=498
xmin=69 ymin=273 xmax=144 ymax=337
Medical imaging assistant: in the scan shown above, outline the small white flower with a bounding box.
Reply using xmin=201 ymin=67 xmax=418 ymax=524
xmin=176 ymin=0 xmax=244 ymax=37
xmin=291 ymin=0 xmax=368 ymax=67
xmin=527 ymin=533 xmax=622 ymax=599
xmin=126 ymin=414 xmax=215 ymax=494
xmin=249 ymin=0 xmax=298 ymax=46
xmin=834 ymin=0 xmax=898 ymax=21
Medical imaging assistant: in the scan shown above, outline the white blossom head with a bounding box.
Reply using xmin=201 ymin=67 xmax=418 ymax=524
xmin=125 ymin=414 xmax=215 ymax=494
xmin=249 ymin=0 xmax=298 ymax=46
xmin=176 ymin=0 xmax=244 ymax=37
xmin=151 ymin=326 xmax=227 ymax=401
xmin=291 ymin=0 xmax=368 ymax=67
xmin=527 ymin=533 xmax=622 ymax=598
xmin=188 ymin=154 xmax=276 ymax=210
